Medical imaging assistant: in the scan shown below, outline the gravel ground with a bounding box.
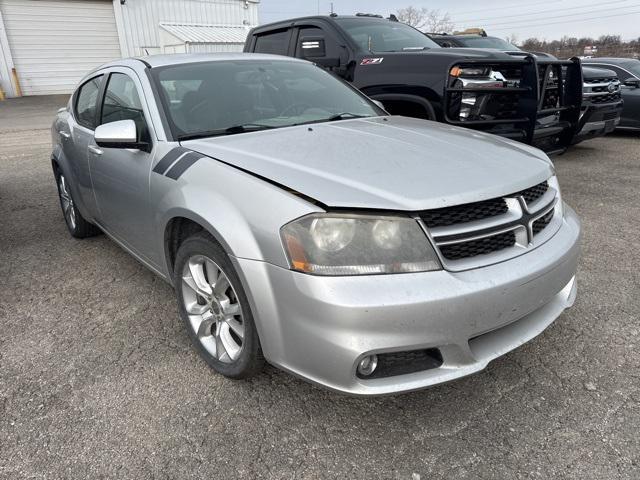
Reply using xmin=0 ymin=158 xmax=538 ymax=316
xmin=1 ymin=96 xmax=639 ymax=479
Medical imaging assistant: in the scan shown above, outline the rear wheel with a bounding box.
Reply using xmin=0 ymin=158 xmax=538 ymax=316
xmin=175 ymin=233 xmax=264 ymax=378
xmin=54 ymin=167 xmax=100 ymax=238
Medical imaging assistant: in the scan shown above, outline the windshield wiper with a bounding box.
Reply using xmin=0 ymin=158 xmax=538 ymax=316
xmin=177 ymin=123 xmax=277 ymax=141
xmin=326 ymin=113 xmax=371 ymax=121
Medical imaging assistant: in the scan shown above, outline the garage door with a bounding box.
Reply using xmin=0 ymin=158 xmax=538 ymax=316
xmin=0 ymin=0 xmax=121 ymax=95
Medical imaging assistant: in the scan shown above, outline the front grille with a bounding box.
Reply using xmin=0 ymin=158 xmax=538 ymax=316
xmin=588 ymin=92 xmax=622 ymax=105
xmin=440 ymin=231 xmax=516 ymax=260
xmin=421 ymin=180 xmax=558 ymax=267
xmin=585 ymin=77 xmax=616 ymax=85
xmin=583 ymin=77 xmax=622 ymax=105
xmin=517 ymin=181 xmax=549 ymax=204
xmin=533 ymin=209 xmax=555 ymax=235
xmin=421 ymin=198 xmax=508 ymax=228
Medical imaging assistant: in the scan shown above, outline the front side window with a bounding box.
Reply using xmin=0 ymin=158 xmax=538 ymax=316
xmin=335 ymin=18 xmax=440 ymax=52
xmin=101 ymin=73 xmax=150 ymax=143
xmin=254 ymin=30 xmax=290 ymax=54
xmin=152 ymin=60 xmax=382 ymax=140
xmin=75 ymin=76 xmax=103 ymax=129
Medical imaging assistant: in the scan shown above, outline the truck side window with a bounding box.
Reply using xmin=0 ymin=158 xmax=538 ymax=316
xmin=254 ymin=29 xmax=290 ymax=55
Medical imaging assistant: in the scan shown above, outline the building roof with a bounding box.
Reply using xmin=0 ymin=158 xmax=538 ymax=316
xmin=159 ymin=22 xmax=250 ymax=44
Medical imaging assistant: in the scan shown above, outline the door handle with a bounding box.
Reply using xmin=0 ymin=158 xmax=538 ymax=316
xmin=88 ymin=145 xmax=103 ymax=156
xmin=59 ymin=131 xmax=71 ymax=139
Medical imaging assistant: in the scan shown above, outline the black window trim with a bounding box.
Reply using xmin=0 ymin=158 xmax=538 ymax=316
xmin=73 ymin=73 xmax=106 ymax=131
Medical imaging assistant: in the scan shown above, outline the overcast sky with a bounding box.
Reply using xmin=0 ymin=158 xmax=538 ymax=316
xmin=259 ymin=0 xmax=640 ymax=41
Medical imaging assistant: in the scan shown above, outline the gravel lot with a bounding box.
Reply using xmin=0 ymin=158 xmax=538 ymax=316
xmin=1 ymin=96 xmax=639 ymax=479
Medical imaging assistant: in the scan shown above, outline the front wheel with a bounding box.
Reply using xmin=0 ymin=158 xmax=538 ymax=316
xmin=175 ymin=233 xmax=264 ymax=379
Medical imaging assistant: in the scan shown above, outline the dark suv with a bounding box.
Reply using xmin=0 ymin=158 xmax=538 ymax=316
xmin=582 ymin=58 xmax=640 ymax=131
xmin=245 ymin=14 xmax=584 ymax=154
xmin=430 ymin=34 xmax=624 ymax=144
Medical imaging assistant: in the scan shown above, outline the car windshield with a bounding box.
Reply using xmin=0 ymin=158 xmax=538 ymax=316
xmin=458 ymin=37 xmax=520 ymax=51
xmin=152 ymin=60 xmax=381 ymax=139
xmin=335 ymin=18 xmax=440 ymax=52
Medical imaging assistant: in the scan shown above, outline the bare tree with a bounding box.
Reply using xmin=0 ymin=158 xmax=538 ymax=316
xmin=396 ymin=6 xmax=455 ymax=33
xmin=505 ymin=34 xmax=519 ymax=46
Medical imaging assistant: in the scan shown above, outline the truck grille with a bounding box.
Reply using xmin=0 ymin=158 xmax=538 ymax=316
xmin=420 ymin=180 xmax=559 ymax=269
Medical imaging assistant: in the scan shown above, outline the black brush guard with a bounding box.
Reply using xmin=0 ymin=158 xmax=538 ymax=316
xmin=443 ymin=56 xmax=583 ymax=154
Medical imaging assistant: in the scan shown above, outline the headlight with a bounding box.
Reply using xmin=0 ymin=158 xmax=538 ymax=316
xmin=281 ymin=214 xmax=442 ymax=276
xmin=547 ymin=175 xmax=564 ymax=217
xmin=450 ymin=66 xmax=492 ymax=78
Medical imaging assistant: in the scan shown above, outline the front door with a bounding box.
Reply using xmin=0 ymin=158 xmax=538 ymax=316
xmin=88 ymin=69 xmax=157 ymax=263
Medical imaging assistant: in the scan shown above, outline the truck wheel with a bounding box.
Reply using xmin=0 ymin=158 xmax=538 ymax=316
xmin=175 ymin=232 xmax=265 ymax=379
xmin=54 ymin=167 xmax=101 ymax=238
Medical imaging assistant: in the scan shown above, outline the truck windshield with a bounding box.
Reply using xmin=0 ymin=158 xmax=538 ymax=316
xmin=151 ymin=60 xmax=381 ymax=140
xmin=335 ymin=18 xmax=440 ymax=53
xmin=458 ymin=37 xmax=520 ymax=51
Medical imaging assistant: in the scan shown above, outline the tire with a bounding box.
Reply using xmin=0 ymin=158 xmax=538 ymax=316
xmin=53 ymin=165 xmax=101 ymax=239
xmin=174 ymin=232 xmax=264 ymax=379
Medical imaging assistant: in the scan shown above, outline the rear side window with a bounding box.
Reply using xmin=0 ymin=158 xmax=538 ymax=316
xmin=75 ymin=76 xmax=102 ymax=129
xmin=254 ymin=29 xmax=290 ymax=54
xmin=100 ymin=73 xmax=150 ymax=144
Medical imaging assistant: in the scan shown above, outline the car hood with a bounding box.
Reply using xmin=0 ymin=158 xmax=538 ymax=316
xmin=582 ymin=66 xmax=617 ymax=80
xmin=183 ymin=116 xmax=554 ymax=211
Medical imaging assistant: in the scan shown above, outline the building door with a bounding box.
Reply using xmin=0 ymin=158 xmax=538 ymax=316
xmin=0 ymin=0 xmax=121 ymax=95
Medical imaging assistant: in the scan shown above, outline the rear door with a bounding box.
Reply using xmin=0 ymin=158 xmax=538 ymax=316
xmin=63 ymin=74 xmax=104 ymax=219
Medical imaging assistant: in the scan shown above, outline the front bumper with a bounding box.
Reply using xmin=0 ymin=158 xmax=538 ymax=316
xmin=236 ymin=205 xmax=581 ymax=396
xmin=572 ymin=101 xmax=624 ymax=144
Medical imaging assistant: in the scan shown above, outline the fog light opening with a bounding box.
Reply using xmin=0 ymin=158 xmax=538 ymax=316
xmin=357 ymin=355 xmax=378 ymax=377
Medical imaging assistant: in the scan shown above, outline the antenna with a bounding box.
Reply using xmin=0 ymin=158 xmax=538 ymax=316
xmin=330 ymin=2 xmax=334 ymax=15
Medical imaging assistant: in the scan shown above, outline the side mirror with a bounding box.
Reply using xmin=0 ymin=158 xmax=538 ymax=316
xmin=314 ymin=57 xmax=341 ymax=68
xmin=95 ymin=119 xmax=144 ymax=149
xmin=623 ymin=77 xmax=640 ymax=88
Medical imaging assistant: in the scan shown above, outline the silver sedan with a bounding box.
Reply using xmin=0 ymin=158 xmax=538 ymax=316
xmin=51 ymin=54 xmax=581 ymax=395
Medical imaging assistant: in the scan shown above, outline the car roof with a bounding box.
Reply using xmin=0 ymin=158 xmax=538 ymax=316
xmin=97 ymin=53 xmax=307 ymax=70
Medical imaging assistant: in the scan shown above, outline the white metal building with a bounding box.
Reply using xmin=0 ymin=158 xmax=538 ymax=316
xmin=0 ymin=0 xmax=259 ymax=97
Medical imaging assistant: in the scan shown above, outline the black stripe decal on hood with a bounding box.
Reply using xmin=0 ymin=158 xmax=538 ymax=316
xmin=152 ymin=147 xmax=190 ymax=175
xmin=165 ymin=152 xmax=203 ymax=180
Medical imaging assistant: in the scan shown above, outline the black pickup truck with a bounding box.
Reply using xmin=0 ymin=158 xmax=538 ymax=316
xmin=244 ymin=14 xmax=584 ymax=153
xmin=429 ymin=33 xmax=624 ymax=144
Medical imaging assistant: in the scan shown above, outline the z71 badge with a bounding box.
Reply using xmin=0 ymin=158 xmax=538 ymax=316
xmin=360 ymin=58 xmax=384 ymax=65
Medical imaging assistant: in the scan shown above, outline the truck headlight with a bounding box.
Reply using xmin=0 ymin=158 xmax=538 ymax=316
xmin=281 ymin=214 xmax=442 ymax=276
xmin=450 ymin=66 xmax=492 ymax=78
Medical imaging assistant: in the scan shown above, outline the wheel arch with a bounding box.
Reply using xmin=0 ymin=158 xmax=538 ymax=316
xmin=162 ymin=210 xmax=235 ymax=283
xmin=369 ymin=93 xmax=438 ymax=120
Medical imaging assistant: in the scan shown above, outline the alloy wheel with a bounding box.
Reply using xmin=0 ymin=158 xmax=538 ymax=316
xmin=181 ymin=255 xmax=245 ymax=363
xmin=58 ymin=174 xmax=76 ymax=230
